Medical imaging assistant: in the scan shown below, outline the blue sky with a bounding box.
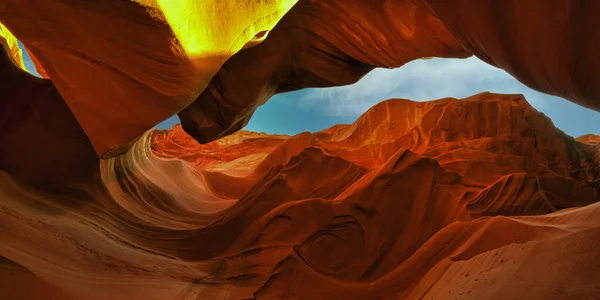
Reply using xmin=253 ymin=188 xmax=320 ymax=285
xmin=160 ymin=57 xmax=600 ymax=138
xmin=18 ymin=42 xmax=599 ymax=138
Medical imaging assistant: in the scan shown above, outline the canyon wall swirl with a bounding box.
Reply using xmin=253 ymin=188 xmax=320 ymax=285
xmin=1 ymin=1 xmax=600 ymax=299
xmin=178 ymin=0 xmax=600 ymax=147
xmin=0 ymin=0 xmax=296 ymax=156
xmin=2 ymin=93 xmax=598 ymax=299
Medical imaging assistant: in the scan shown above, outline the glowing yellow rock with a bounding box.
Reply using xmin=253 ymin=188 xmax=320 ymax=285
xmin=0 ymin=0 xmax=297 ymax=157
xmin=156 ymin=0 xmax=297 ymax=60
xmin=0 ymin=22 xmax=27 ymax=71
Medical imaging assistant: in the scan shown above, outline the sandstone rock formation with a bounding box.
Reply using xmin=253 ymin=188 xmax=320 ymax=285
xmin=3 ymin=1 xmax=599 ymax=156
xmin=2 ymin=93 xmax=598 ymax=299
xmin=1 ymin=1 xmax=600 ymax=299
xmin=177 ymin=0 xmax=471 ymax=144
xmin=178 ymin=0 xmax=600 ymax=147
xmin=422 ymin=0 xmax=600 ymax=111
xmin=0 ymin=0 xmax=296 ymax=156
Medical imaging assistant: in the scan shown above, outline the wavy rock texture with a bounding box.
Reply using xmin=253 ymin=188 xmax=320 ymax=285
xmin=178 ymin=0 xmax=470 ymax=144
xmin=0 ymin=33 xmax=98 ymax=191
xmin=0 ymin=0 xmax=295 ymax=156
xmin=3 ymin=1 xmax=599 ymax=155
xmin=178 ymin=0 xmax=600 ymax=147
xmin=422 ymin=0 xmax=600 ymax=111
xmin=1 ymin=93 xmax=598 ymax=299
xmin=2 ymin=1 xmax=600 ymax=299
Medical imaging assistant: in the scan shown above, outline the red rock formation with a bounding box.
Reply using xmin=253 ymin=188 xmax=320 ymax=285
xmin=135 ymin=94 xmax=600 ymax=299
xmin=577 ymin=134 xmax=600 ymax=145
xmin=0 ymin=0 xmax=295 ymax=156
xmin=3 ymin=93 xmax=590 ymax=299
xmin=422 ymin=0 xmax=600 ymax=111
xmin=178 ymin=0 xmax=470 ymax=144
xmin=178 ymin=0 xmax=600 ymax=147
xmin=22 ymin=45 xmax=48 ymax=78
xmin=0 ymin=27 xmax=98 ymax=190
xmin=3 ymin=1 xmax=599 ymax=157
xmin=1 ymin=2 xmax=600 ymax=299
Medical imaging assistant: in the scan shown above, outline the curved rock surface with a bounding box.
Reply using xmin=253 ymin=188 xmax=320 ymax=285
xmin=178 ymin=0 xmax=600 ymax=146
xmin=0 ymin=0 xmax=295 ymax=156
xmin=1 ymin=2 xmax=600 ymax=299
xmin=0 ymin=27 xmax=98 ymax=191
xmin=178 ymin=0 xmax=470 ymax=143
xmin=3 ymin=1 xmax=598 ymax=156
xmin=422 ymin=0 xmax=600 ymax=111
xmin=2 ymin=93 xmax=597 ymax=299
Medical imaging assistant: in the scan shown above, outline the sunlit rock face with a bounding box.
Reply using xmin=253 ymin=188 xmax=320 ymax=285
xmin=178 ymin=0 xmax=471 ymax=144
xmin=3 ymin=0 xmax=599 ymax=154
xmin=178 ymin=0 xmax=600 ymax=146
xmin=1 ymin=1 xmax=600 ymax=299
xmin=2 ymin=93 xmax=598 ymax=299
xmin=0 ymin=0 xmax=296 ymax=156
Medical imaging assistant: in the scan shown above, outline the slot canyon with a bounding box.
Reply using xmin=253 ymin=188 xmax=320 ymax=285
xmin=1 ymin=1 xmax=599 ymax=299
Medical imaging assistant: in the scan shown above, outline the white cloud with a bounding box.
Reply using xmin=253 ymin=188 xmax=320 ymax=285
xmin=297 ymin=56 xmax=555 ymax=117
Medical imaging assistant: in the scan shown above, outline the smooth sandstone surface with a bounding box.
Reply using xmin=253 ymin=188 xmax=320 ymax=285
xmin=178 ymin=0 xmax=600 ymax=146
xmin=1 ymin=1 xmax=600 ymax=299
xmin=0 ymin=0 xmax=296 ymax=156
xmin=3 ymin=1 xmax=599 ymax=154
xmin=422 ymin=0 xmax=600 ymax=111
xmin=178 ymin=0 xmax=470 ymax=144
xmin=2 ymin=93 xmax=598 ymax=299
